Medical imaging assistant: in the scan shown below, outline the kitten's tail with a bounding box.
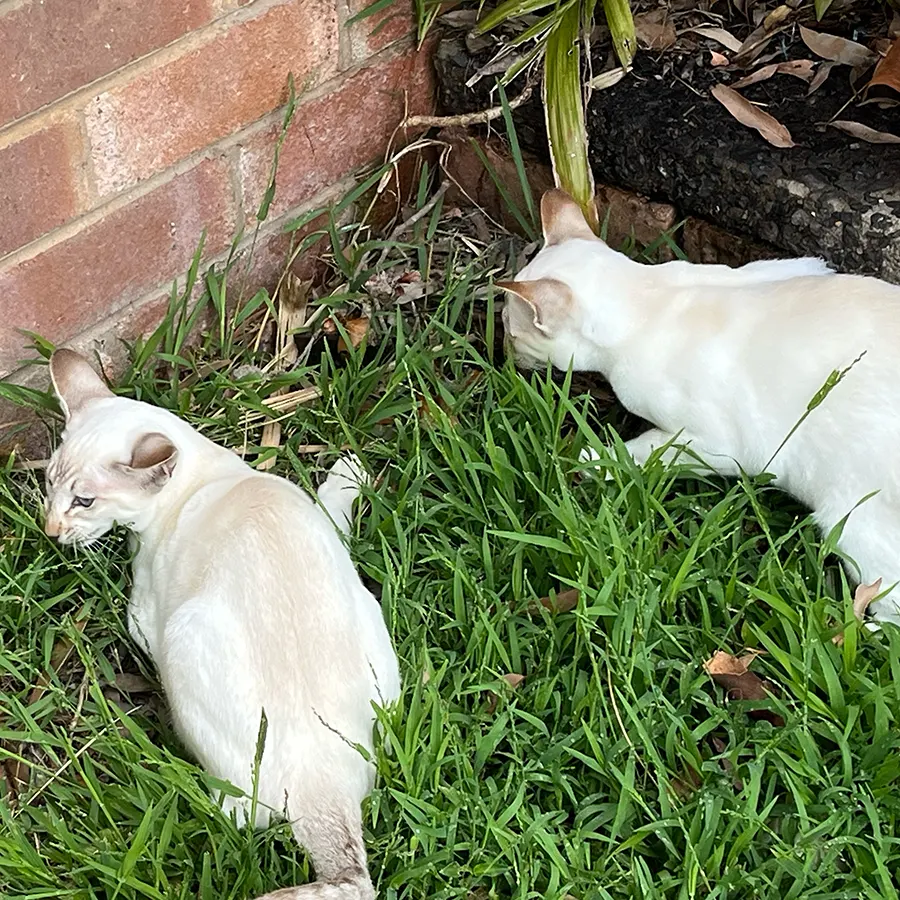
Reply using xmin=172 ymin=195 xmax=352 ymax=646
xmin=254 ymin=804 xmax=375 ymax=900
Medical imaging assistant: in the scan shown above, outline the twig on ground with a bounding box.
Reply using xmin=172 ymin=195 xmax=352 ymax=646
xmin=402 ymin=77 xmax=537 ymax=129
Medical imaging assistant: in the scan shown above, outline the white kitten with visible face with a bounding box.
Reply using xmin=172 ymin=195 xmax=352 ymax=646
xmin=500 ymin=190 xmax=900 ymax=624
xmin=44 ymin=349 xmax=400 ymax=900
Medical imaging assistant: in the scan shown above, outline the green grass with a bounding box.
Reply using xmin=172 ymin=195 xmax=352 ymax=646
xmin=3 ymin=177 xmax=900 ymax=900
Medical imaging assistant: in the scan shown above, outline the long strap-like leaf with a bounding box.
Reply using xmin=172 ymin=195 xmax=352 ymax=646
xmin=544 ymin=5 xmax=599 ymax=232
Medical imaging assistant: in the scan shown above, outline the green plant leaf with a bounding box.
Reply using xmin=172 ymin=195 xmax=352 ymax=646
xmin=544 ymin=5 xmax=598 ymax=232
xmin=474 ymin=0 xmax=561 ymax=35
xmin=603 ymin=0 xmax=636 ymax=68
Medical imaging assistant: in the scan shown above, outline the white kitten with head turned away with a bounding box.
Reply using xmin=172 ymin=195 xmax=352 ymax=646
xmin=500 ymin=189 xmax=900 ymax=624
xmin=44 ymin=349 xmax=400 ymax=900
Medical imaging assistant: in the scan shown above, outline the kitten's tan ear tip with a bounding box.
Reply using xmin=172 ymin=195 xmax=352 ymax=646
xmin=540 ymin=188 xmax=576 ymax=210
xmin=49 ymin=347 xmax=83 ymax=368
xmin=495 ymin=281 xmax=520 ymax=295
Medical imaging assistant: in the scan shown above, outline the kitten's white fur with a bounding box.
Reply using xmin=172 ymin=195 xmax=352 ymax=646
xmin=500 ymin=190 xmax=900 ymax=623
xmin=44 ymin=350 xmax=399 ymax=899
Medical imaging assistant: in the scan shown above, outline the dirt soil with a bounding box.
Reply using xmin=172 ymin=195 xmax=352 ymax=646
xmin=435 ymin=1 xmax=900 ymax=281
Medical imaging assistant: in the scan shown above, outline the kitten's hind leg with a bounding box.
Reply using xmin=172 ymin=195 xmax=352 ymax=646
xmin=254 ymin=799 xmax=374 ymax=900
xmin=318 ymin=454 xmax=369 ymax=535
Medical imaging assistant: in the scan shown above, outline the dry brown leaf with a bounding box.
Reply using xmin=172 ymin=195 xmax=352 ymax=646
xmin=833 ymin=578 xmax=882 ymax=645
xmin=710 ymin=50 xmax=730 ymax=67
xmin=807 ymin=60 xmax=837 ymax=95
xmin=704 ymin=649 xmax=783 ymax=725
xmin=526 ymin=588 xmax=581 ymax=615
xmin=854 ymin=578 xmax=883 ymax=618
xmin=588 ymin=67 xmax=629 ymax=90
xmin=830 ymin=120 xmax=900 ymax=143
xmin=778 ymin=59 xmax=816 ymax=80
xmin=28 ymin=619 xmax=87 ymax=705
xmin=710 ymin=84 xmax=795 ymax=148
xmin=256 ymin=421 xmax=281 ymax=471
xmin=113 ymin=672 xmax=155 ymax=693
xmin=634 ymin=10 xmax=676 ymax=50
xmin=6 ymin=620 xmax=88 ymax=802
xmin=2 ymin=757 xmax=29 ymax=805
xmin=670 ymin=765 xmax=701 ymax=800
xmin=710 ymin=736 xmax=744 ymax=790
xmin=418 ymin=393 xmax=459 ymax=428
xmin=733 ymin=23 xmax=778 ymax=65
xmin=275 ymin=274 xmax=311 ymax=368
xmin=485 ymin=673 xmax=525 ymax=714
xmin=731 ymin=59 xmax=815 ymax=88
xmin=763 ymin=4 xmax=792 ymax=31
xmin=684 ymin=25 xmax=742 ymax=52
xmin=864 ymin=37 xmax=900 ymax=103
xmin=337 ymin=316 xmax=371 ymax=352
xmin=799 ymin=25 xmax=877 ymax=69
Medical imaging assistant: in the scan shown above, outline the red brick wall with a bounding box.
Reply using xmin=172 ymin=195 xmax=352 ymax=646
xmin=0 ymin=0 xmax=434 ymax=380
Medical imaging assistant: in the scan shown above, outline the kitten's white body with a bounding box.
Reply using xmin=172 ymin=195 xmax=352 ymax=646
xmin=501 ymin=191 xmax=900 ymax=623
xmin=44 ymin=352 xmax=399 ymax=899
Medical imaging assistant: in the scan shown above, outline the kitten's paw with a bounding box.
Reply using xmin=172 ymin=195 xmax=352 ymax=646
xmin=325 ymin=453 xmax=370 ymax=492
xmin=578 ymin=447 xmax=615 ymax=482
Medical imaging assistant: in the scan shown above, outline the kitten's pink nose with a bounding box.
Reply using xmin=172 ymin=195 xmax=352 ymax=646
xmin=44 ymin=514 xmax=63 ymax=538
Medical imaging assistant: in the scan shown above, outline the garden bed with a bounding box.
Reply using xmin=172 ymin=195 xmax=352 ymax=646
xmin=435 ymin=2 xmax=900 ymax=281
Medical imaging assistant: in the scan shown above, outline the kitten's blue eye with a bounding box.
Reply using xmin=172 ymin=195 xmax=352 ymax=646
xmin=71 ymin=496 xmax=94 ymax=509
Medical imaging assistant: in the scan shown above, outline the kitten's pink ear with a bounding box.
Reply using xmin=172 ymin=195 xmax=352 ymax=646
xmin=118 ymin=433 xmax=178 ymax=491
xmin=49 ymin=349 xmax=114 ymax=420
xmin=540 ymin=189 xmax=598 ymax=246
xmin=496 ymin=278 xmax=574 ymax=334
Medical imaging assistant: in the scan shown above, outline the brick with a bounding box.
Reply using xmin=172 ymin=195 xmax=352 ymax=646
xmin=344 ymin=0 xmax=416 ymax=62
xmin=0 ymin=122 xmax=82 ymax=257
xmin=239 ymin=47 xmax=435 ymax=225
xmin=595 ymin=185 xmax=677 ymax=257
xmin=442 ymin=130 xmax=554 ymax=238
xmin=683 ymin=217 xmax=778 ymax=268
xmin=0 ymin=158 xmax=234 ymax=377
xmin=87 ymin=0 xmax=340 ymax=196
xmin=0 ymin=0 xmax=215 ymax=128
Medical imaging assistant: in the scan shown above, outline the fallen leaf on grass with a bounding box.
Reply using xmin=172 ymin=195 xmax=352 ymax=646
xmin=704 ymin=650 xmax=769 ymax=700
xmin=833 ymin=578 xmax=882 ymax=645
xmin=485 ymin=673 xmax=525 ymax=714
xmin=417 ymin=393 xmax=459 ymax=428
xmin=670 ymin=765 xmax=701 ymax=800
xmin=634 ymin=10 xmax=676 ymax=50
xmin=710 ymin=736 xmax=744 ymax=790
xmin=3 ymin=620 xmax=89 ymax=801
xmin=799 ymin=25 xmax=877 ymax=69
xmin=710 ymin=84 xmax=795 ymax=148
xmin=683 ymin=25 xmax=742 ymax=53
xmin=830 ymin=121 xmax=900 ymax=143
xmin=338 ymin=316 xmax=370 ymax=352
xmin=731 ymin=59 xmax=816 ymax=89
xmin=704 ymin=649 xmax=784 ymax=725
xmin=28 ymin=619 xmax=87 ymax=705
xmin=325 ymin=315 xmax=372 ymax=353
xmin=113 ymin=672 xmax=155 ymax=694
xmin=256 ymin=421 xmax=281 ymax=471
xmin=864 ymin=37 xmax=900 ymax=105
xmin=526 ymin=588 xmax=581 ymax=615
